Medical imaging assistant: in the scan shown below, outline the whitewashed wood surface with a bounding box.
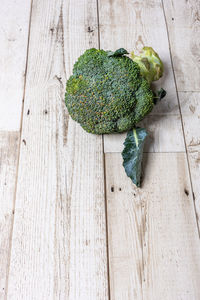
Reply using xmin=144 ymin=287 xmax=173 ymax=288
xmin=0 ymin=0 xmax=200 ymax=299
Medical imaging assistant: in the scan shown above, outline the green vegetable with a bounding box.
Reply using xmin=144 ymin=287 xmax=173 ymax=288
xmin=65 ymin=47 xmax=164 ymax=134
xmin=130 ymin=47 xmax=163 ymax=84
xmin=122 ymin=128 xmax=147 ymax=187
xmin=65 ymin=47 xmax=166 ymax=186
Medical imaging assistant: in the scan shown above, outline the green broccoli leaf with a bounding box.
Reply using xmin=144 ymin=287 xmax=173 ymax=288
xmin=122 ymin=127 xmax=148 ymax=187
xmin=107 ymin=48 xmax=129 ymax=57
xmin=153 ymin=88 xmax=167 ymax=105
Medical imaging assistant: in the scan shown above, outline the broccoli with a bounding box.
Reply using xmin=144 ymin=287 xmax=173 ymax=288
xmin=65 ymin=47 xmax=164 ymax=134
xmin=65 ymin=47 xmax=166 ymax=186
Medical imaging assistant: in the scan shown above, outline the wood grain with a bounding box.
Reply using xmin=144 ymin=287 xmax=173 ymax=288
xmin=1 ymin=0 xmax=200 ymax=299
xmin=178 ymin=91 xmax=200 ymax=230
xmin=7 ymin=0 xmax=109 ymax=299
xmin=188 ymin=150 xmax=200 ymax=231
xmin=162 ymin=0 xmax=200 ymax=91
xmin=104 ymin=114 xmax=184 ymax=153
xmin=0 ymin=1 xmax=31 ymax=297
xmin=99 ymin=0 xmax=200 ymax=299
xmin=179 ymin=92 xmax=200 ymax=151
xmin=0 ymin=0 xmax=32 ymax=131
xmin=105 ymin=153 xmax=200 ymax=300
xmin=0 ymin=132 xmax=19 ymax=299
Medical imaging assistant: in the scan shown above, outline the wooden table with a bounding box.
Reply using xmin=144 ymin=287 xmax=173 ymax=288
xmin=0 ymin=0 xmax=200 ymax=299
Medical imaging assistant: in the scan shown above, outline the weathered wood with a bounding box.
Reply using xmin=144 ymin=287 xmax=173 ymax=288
xmin=188 ymin=150 xmax=200 ymax=231
xmin=0 ymin=0 xmax=32 ymax=131
xmin=7 ymin=0 xmax=109 ymax=299
xmin=162 ymin=0 xmax=200 ymax=91
xmin=0 ymin=132 xmax=19 ymax=299
xmin=2 ymin=1 xmax=200 ymax=299
xmin=179 ymin=92 xmax=200 ymax=150
xmin=99 ymin=0 xmax=200 ymax=299
xmin=179 ymin=91 xmax=200 ymax=229
xmin=104 ymin=114 xmax=184 ymax=153
xmin=0 ymin=1 xmax=31 ymax=297
xmin=105 ymin=153 xmax=200 ymax=300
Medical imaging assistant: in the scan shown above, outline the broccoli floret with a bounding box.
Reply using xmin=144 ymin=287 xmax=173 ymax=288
xmin=65 ymin=47 xmax=164 ymax=134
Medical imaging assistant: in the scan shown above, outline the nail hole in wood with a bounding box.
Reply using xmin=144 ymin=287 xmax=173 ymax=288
xmin=119 ymin=187 xmax=122 ymax=191
xmin=55 ymin=75 xmax=62 ymax=83
xmin=111 ymin=186 xmax=114 ymax=192
xmin=172 ymin=17 xmax=174 ymax=21
xmin=184 ymin=188 xmax=189 ymax=196
xmin=27 ymin=109 xmax=30 ymax=115
xmin=87 ymin=26 xmax=94 ymax=33
xmin=22 ymin=139 xmax=26 ymax=146
xmin=44 ymin=109 xmax=48 ymax=115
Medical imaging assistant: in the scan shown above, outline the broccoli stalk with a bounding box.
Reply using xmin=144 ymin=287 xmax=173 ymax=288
xmin=130 ymin=47 xmax=164 ymax=84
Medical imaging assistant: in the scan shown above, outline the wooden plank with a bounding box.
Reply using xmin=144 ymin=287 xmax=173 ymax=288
xmin=99 ymin=0 xmax=200 ymax=299
xmin=0 ymin=132 xmax=19 ymax=299
xmin=0 ymin=1 xmax=31 ymax=297
xmin=7 ymin=0 xmax=109 ymax=299
xmin=0 ymin=0 xmax=32 ymax=131
xmin=178 ymin=91 xmax=200 ymax=228
xmin=162 ymin=0 xmax=200 ymax=91
xmin=187 ymin=150 xmax=200 ymax=230
xmin=105 ymin=152 xmax=200 ymax=300
xmin=99 ymin=0 xmax=184 ymax=152
xmin=104 ymin=114 xmax=184 ymax=153
xmin=179 ymin=92 xmax=200 ymax=150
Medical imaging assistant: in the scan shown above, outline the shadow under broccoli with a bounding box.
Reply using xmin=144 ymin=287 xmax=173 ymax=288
xmin=65 ymin=47 xmax=166 ymax=187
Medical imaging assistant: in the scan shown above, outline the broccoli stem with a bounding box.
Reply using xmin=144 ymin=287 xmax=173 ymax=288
xmin=130 ymin=47 xmax=164 ymax=84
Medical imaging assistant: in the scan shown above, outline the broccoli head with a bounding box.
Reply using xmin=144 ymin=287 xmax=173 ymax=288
xmin=65 ymin=47 xmax=164 ymax=134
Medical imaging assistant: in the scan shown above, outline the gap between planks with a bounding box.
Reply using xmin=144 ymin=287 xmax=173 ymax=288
xmin=96 ymin=0 xmax=112 ymax=296
xmin=102 ymin=135 xmax=111 ymax=300
xmin=4 ymin=0 xmax=34 ymax=297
